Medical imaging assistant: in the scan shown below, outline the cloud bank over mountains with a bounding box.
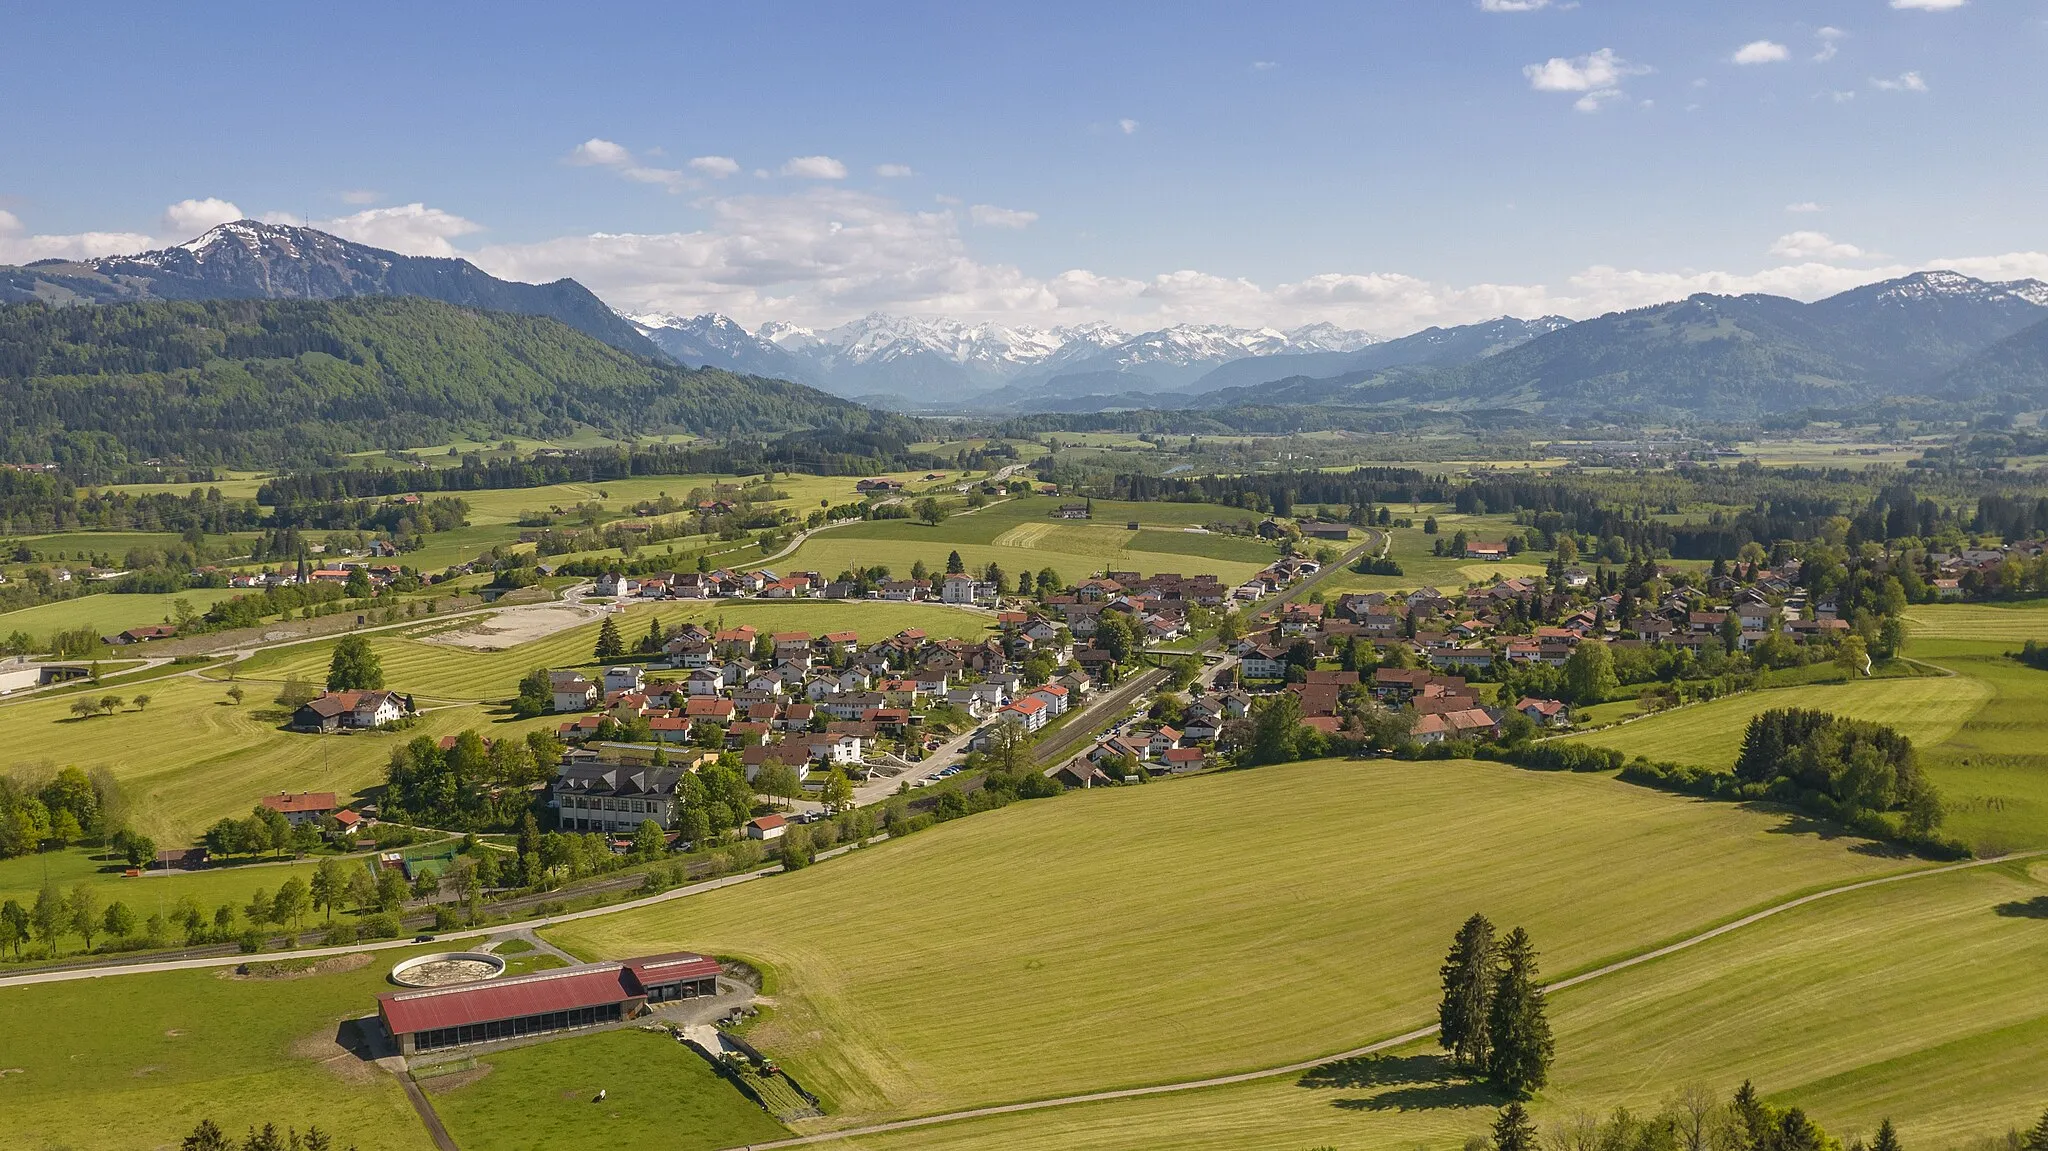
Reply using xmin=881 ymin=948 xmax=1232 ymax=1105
xmin=5 ymin=184 xmax=2046 ymax=341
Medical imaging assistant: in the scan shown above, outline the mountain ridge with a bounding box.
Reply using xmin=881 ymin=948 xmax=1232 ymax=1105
xmin=1 ymin=220 xmax=668 ymax=360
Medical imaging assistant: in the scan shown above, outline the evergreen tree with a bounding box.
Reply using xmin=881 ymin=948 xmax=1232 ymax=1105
xmin=2022 ymin=1108 xmax=2048 ymax=1151
xmin=594 ymin=615 xmax=624 ymax=662
xmin=1491 ymin=1101 xmax=1538 ymax=1151
xmin=946 ymin=550 xmax=965 ymax=574
xmin=1437 ymin=913 xmax=1498 ymax=1070
xmin=181 ymin=1119 xmax=232 ymax=1151
xmin=1870 ymin=1118 xmax=1903 ymax=1151
xmin=1731 ymin=1080 xmax=1771 ymax=1150
xmin=1485 ymin=927 xmax=1555 ymax=1098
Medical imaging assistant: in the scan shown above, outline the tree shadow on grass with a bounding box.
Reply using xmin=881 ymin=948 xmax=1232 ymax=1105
xmin=1298 ymin=1053 xmax=1500 ymax=1113
xmin=1994 ymin=896 xmax=2048 ymax=918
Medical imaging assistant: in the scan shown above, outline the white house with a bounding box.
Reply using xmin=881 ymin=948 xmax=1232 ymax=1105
xmin=1027 ymin=684 xmax=1070 ymax=717
xmin=602 ymin=666 xmax=644 ymax=695
xmin=745 ymin=814 xmax=787 ymax=841
xmin=999 ymin=696 xmax=1049 ymax=733
xmin=549 ymin=672 xmax=599 ymax=713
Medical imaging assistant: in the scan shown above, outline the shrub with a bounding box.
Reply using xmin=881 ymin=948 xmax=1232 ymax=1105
xmin=360 ymin=913 xmax=401 ymax=940
xmin=323 ymin=923 xmax=358 ymax=946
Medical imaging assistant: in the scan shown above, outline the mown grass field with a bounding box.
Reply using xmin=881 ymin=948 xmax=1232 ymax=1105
xmin=0 ymin=846 xmax=340 ymax=931
xmin=1565 ymin=600 xmax=2048 ymax=851
xmin=0 ymin=588 xmax=243 ymax=643
xmin=546 ymin=758 xmax=1911 ymax=1129
xmin=1318 ymin=510 xmax=1556 ymax=594
xmin=1564 ymin=675 xmax=1991 ymax=771
xmin=427 ymin=1027 xmax=788 ymax=1151
xmin=0 ymin=674 xmax=553 ymax=840
xmin=232 ymin=599 xmax=994 ymax=703
xmin=829 ymin=862 xmax=2048 ymax=1151
xmin=91 ymin=471 xmax=273 ymax=499
xmin=0 ymin=945 xmax=446 ymax=1151
xmin=772 ymin=497 xmax=1276 ymax=587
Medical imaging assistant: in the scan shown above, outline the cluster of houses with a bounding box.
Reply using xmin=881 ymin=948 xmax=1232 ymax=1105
xmin=595 ymin=568 xmax=1002 ymax=607
xmin=225 ymin=558 xmax=404 ymax=591
xmin=541 ymin=620 xmax=1099 ymax=796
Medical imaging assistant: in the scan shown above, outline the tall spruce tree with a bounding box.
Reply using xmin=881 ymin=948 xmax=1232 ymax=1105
xmin=1491 ymin=1101 xmax=1539 ymax=1151
xmin=1485 ymin=927 xmax=1555 ymax=1098
xmin=594 ymin=615 xmax=624 ymax=662
xmin=2021 ymin=1108 xmax=2048 ymax=1151
xmin=1870 ymin=1118 xmax=1903 ymax=1151
xmin=1437 ymin=913 xmax=1498 ymax=1070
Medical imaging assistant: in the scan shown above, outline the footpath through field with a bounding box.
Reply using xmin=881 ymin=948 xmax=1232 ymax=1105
xmin=710 ymin=849 xmax=2048 ymax=1151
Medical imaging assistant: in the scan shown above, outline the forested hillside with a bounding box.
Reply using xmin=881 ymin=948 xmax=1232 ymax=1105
xmin=0 ymin=297 xmax=880 ymax=469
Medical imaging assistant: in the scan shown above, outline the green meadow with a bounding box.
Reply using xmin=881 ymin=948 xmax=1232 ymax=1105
xmin=0 ymin=946 xmax=448 ymax=1151
xmin=548 ymin=758 xmax=1908 ymax=1129
xmin=427 ymin=1027 xmax=787 ymax=1151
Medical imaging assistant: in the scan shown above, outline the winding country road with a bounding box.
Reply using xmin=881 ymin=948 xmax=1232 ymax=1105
xmin=713 ymin=848 xmax=2048 ymax=1151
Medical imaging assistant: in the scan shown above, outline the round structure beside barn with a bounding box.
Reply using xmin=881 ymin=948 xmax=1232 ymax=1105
xmin=390 ymin=952 xmax=507 ymax=988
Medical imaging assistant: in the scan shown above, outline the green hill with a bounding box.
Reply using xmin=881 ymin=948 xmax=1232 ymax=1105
xmin=0 ymin=296 xmax=879 ymax=468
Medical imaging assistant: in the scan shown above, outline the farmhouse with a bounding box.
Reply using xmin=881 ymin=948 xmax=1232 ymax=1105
xmin=259 ymin=792 xmax=339 ymax=825
xmin=377 ymin=952 xmax=721 ymax=1055
xmin=290 ymin=690 xmax=416 ymax=732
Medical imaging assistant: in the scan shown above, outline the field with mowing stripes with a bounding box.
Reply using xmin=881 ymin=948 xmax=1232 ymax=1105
xmin=0 ymin=673 xmax=554 ymax=839
xmin=547 ymin=758 xmax=1909 ymax=1130
xmin=231 ymin=600 xmax=993 ymax=703
xmin=1564 ymin=674 xmax=1990 ymax=770
xmin=1565 ymin=600 xmax=2048 ymax=851
xmin=826 ymin=861 xmax=2048 ymax=1151
xmin=0 ymin=946 xmax=446 ymax=1151
xmin=767 ymin=497 xmax=1277 ymax=588
xmin=0 ymin=588 xmax=243 ymax=642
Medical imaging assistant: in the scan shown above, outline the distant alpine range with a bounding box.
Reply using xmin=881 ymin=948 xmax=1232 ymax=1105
xmin=7 ymin=221 xmax=2048 ymax=422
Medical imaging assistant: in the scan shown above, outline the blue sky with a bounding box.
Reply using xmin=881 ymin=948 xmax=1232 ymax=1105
xmin=3 ymin=0 xmax=2042 ymax=334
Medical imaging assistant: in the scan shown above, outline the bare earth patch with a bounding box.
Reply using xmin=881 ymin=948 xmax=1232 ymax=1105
xmin=422 ymin=1065 xmax=493 ymax=1093
xmin=419 ymin=603 xmax=600 ymax=651
xmin=220 ymin=953 xmax=374 ymax=981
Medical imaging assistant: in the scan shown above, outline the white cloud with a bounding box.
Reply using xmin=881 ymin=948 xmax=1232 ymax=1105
xmin=449 ymin=184 xmax=2004 ymax=337
xmin=969 ymin=204 xmax=1038 ymax=230
xmin=1891 ymin=0 xmax=1964 ymax=9
xmin=1813 ymin=27 xmax=1846 ymax=63
xmin=1872 ymin=71 xmax=1929 ymax=92
xmin=567 ymin=138 xmax=632 ymax=167
xmin=1117 ymin=118 xmax=1140 ymax=134
xmin=1785 ymin=202 xmax=1824 ymax=213
xmin=1732 ymin=40 xmax=1790 ymax=65
xmin=1828 ymin=89 xmax=1858 ymax=103
xmin=0 ymin=210 xmax=155 ymax=263
xmin=1250 ymin=60 xmax=1277 ymax=71
xmin=566 ymin=138 xmax=689 ymax=190
xmin=874 ymin=164 xmax=916 ymax=178
xmin=162 ymin=197 xmax=244 ymax=237
xmin=689 ymin=156 xmax=740 ymax=178
xmin=781 ymin=155 xmax=848 ymax=180
xmin=1480 ymin=0 xmax=1551 ymax=10
xmin=315 ymin=203 xmax=483 ymax=257
xmin=1769 ymin=230 xmax=1867 ymax=261
xmin=1524 ymin=49 xmax=1650 ymax=111
xmin=338 ymin=189 xmax=380 ymax=206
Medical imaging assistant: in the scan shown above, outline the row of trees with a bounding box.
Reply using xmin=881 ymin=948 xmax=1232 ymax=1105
xmin=179 ymin=1118 xmax=354 ymax=1151
xmin=1438 ymin=914 xmax=1556 ymax=1099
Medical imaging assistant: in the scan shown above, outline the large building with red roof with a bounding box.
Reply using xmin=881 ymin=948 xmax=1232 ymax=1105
xmin=376 ymin=952 xmax=720 ymax=1054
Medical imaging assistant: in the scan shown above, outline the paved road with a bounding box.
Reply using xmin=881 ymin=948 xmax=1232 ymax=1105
xmin=717 ymin=847 xmax=2048 ymax=1150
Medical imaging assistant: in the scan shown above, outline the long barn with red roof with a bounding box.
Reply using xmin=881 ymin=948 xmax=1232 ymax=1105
xmin=376 ymin=952 xmax=720 ymax=1054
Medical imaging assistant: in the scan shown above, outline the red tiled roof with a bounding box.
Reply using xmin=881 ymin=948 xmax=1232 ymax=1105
xmin=622 ymin=952 xmax=721 ymax=985
xmin=378 ymin=965 xmax=636 ymax=1036
xmin=261 ymin=792 xmax=337 ymax=814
